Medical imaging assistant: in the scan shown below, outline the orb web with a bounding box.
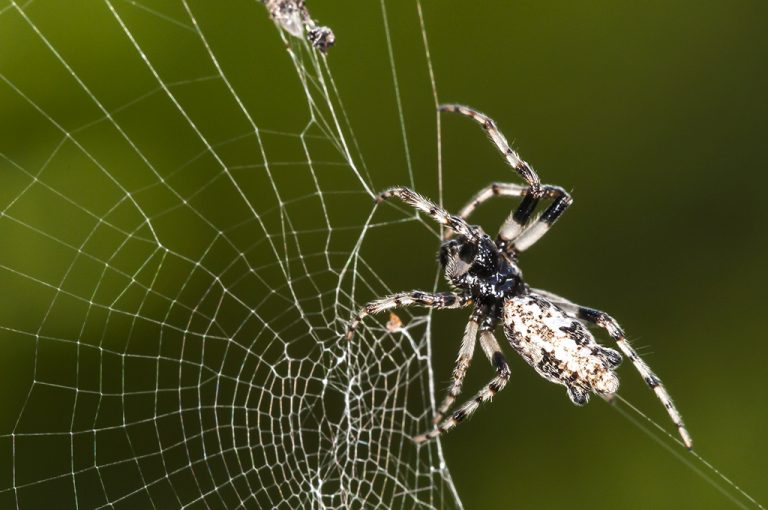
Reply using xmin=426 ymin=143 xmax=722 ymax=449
xmin=0 ymin=1 xmax=461 ymax=508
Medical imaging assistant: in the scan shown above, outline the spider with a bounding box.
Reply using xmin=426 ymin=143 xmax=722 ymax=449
xmin=345 ymin=104 xmax=692 ymax=449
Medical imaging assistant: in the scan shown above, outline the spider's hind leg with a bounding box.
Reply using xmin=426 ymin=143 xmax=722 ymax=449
xmin=589 ymin=311 xmax=693 ymax=449
xmin=531 ymin=288 xmax=693 ymax=449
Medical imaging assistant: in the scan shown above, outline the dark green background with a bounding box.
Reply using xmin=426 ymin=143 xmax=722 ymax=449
xmin=1 ymin=1 xmax=767 ymax=509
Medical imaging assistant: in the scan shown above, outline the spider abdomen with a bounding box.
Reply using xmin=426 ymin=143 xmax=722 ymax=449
xmin=503 ymin=294 xmax=622 ymax=405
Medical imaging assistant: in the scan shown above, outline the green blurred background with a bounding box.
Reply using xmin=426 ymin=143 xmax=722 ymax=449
xmin=1 ymin=0 xmax=767 ymax=509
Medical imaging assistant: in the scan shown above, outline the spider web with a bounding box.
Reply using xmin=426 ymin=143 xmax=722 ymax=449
xmin=0 ymin=1 xmax=462 ymax=508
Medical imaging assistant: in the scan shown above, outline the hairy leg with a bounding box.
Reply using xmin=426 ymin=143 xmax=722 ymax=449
xmin=531 ymin=288 xmax=693 ymax=449
xmin=377 ymin=187 xmax=481 ymax=240
xmin=433 ymin=314 xmax=480 ymax=424
xmin=346 ymin=290 xmax=471 ymax=340
xmin=415 ymin=330 xmax=510 ymax=443
xmin=499 ymin=185 xmax=572 ymax=254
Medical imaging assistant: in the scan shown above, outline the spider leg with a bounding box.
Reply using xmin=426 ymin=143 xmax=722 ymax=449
xmin=530 ymin=288 xmax=693 ymax=449
xmin=444 ymin=182 xmax=572 ymax=255
xmin=345 ymin=290 xmax=471 ymax=340
xmin=440 ymin=104 xmax=541 ymax=192
xmin=457 ymin=183 xmax=528 ymax=220
xmin=439 ymin=104 xmax=571 ymax=253
xmin=505 ymin=185 xmax=572 ymax=253
xmin=442 ymin=182 xmax=527 ymax=240
xmin=415 ymin=330 xmax=510 ymax=443
xmin=377 ymin=187 xmax=481 ymax=240
xmin=433 ymin=313 xmax=480 ymax=424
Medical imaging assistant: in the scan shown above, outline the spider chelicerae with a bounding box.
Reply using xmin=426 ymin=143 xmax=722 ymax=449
xmin=346 ymin=104 xmax=692 ymax=449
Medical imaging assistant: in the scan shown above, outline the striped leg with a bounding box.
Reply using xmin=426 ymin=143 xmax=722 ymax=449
xmin=444 ymin=182 xmax=572 ymax=254
xmin=443 ymin=182 xmax=527 ymax=240
xmin=439 ymin=104 xmax=571 ymax=253
xmin=345 ymin=291 xmax=471 ymax=340
xmin=414 ymin=330 xmax=510 ymax=443
xmin=433 ymin=315 xmax=480 ymax=424
xmin=439 ymin=104 xmax=542 ymax=192
xmin=377 ymin=187 xmax=480 ymax=240
xmin=531 ymin=288 xmax=693 ymax=450
xmin=499 ymin=184 xmax=572 ymax=253
xmin=612 ymin=336 xmax=693 ymax=449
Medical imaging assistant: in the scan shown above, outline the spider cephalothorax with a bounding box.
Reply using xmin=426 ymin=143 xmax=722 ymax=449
xmin=346 ymin=104 xmax=692 ymax=449
xmin=440 ymin=234 xmax=523 ymax=300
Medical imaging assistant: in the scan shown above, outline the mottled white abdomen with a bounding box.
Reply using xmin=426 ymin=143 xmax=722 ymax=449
xmin=503 ymin=293 xmax=622 ymax=405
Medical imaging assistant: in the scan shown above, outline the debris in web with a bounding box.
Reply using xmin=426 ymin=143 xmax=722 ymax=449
xmin=263 ymin=0 xmax=335 ymax=53
xmin=386 ymin=312 xmax=404 ymax=332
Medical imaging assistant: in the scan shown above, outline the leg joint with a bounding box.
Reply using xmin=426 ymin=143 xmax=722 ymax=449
xmin=579 ymin=308 xmax=625 ymax=338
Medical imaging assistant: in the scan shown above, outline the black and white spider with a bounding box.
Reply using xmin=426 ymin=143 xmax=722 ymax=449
xmin=346 ymin=104 xmax=692 ymax=449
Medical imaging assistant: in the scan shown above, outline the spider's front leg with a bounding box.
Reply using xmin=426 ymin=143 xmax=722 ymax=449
xmin=377 ymin=187 xmax=481 ymax=241
xmin=503 ymin=184 xmax=572 ymax=253
xmin=439 ymin=104 xmax=541 ymax=192
xmin=439 ymin=104 xmax=572 ymax=254
xmin=444 ymin=181 xmax=572 ymax=255
xmin=345 ymin=290 xmax=471 ymax=340
xmin=441 ymin=182 xmax=527 ymax=240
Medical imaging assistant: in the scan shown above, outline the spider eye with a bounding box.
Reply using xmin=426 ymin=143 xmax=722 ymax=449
xmin=458 ymin=242 xmax=477 ymax=263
